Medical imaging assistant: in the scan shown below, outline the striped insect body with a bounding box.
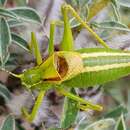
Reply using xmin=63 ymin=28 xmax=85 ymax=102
xmin=63 ymin=48 xmax=130 ymax=87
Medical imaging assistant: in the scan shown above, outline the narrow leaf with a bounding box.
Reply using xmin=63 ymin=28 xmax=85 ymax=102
xmin=103 ymin=105 xmax=128 ymax=118
xmin=92 ymin=21 xmax=130 ymax=32
xmin=119 ymin=0 xmax=130 ymax=8
xmin=0 ymin=0 xmax=7 ymax=6
xmin=0 ymin=115 xmax=15 ymax=130
xmin=2 ymin=52 xmax=10 ymax=65
xmin=87 ymin=0 xmax=110 ymax=21
xmin=15 ymin=0 xmax=28 ymax=6
xmin=115 ymin=114 xmax=126 ymax=130
xmin=111 ymin=0 xmax=118 ymax=8
xmin=8 ymin=19 xmax=23 ymax=27
xmin=0 ymin=83 xmax=11 ymax=102
xmin=111 ymin=1 xmax=121 ymax=21
xmin=49 ymin=128 xmax=62 ymax=130
xmin=0 ymin=18 xmax=11 ymax=65
xmin=85 ymin=118 xmax=115 ymax=130
xmin=11 ymin=33 xmax=29 ymax=51
xmin=10 ymin=7 xmax=41 ymax=24
xmin=16 ymin=121 xmax=25 ymax=130
xmin=60 ymin=88 xmax=79 ymax=129
xmin=0 ymin=8 xmax=17 ymax=19
xmin=70 ymin=4 xmax=89 ymax=28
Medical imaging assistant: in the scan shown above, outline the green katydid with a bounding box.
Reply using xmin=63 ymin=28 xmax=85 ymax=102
xmin=1 ymin=4 xmax=130 ymax=122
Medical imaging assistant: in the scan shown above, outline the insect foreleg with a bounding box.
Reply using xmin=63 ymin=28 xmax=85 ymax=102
xmin=61 ymin=4 xmax=109 ymax=49
xmin=57 ymin=87 xmax=102 ymax=111
xmin=29 ymin=32 xmax=42 ymax=65
xmin=22 ymin=90 xmax=46 ymax=122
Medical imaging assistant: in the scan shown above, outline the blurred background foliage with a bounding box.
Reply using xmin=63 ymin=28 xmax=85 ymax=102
xmin=0 ymin=0 xmax=130 ymax=130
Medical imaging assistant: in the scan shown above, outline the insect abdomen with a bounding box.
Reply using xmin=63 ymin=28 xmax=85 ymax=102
xmin=63 ymin=48 xmax=130 ymax=87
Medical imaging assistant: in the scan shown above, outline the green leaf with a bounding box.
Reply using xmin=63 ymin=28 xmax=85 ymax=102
xmin=60 ymin=88 xmax=79 ymax=129
xmin=118 ymin=0 xmax=130 ymax=8
xmin=87 ymin=0 xmax=110 ymax=21
xmin=48 ymin=128 xmax=62 ymax=130
xmin=8 ymin=19 xmax=23 ymax=27
xmin=0 ymin=8 xmax=17 ymax=19
xmin=2 ymin=52 xmax=10 ymax=65
xmin=91 ymin=21 xmax=130 ymax=32
xmin=16 ymin=121 xmax=25 ymax=130
xmin=11 ymin=33 xmax=29 ymax=51
xmin=0 ymin=0 xmax=7 ymax=6
xmin=115 ymin=114 xmax=126 ymax=130
xmin=0 ymin=115 xmax=15 ymax=130
xmin=111 ymin=0 xmax=118 ymax=8
xmin=103 ymin=105 xmax=128 ymax=118
xmin=0 ymin=83 xmax=11 ymax=102
xmin=10 ymin=7 xmax=42 ymax=24
xmin=14 ymin=0 xmax=28 ymax=6
xmin=66 ymin=0 xmax=89 ymax=7
xmin=0 ymin=18 xmax=11 ymax=65
xmin=85 ymin=118 xmax=116 ymax=130
xmin=70 ymin=4 xmax=89 ymax=28
xmin=111 ymin=0 xmax=121 ymax=21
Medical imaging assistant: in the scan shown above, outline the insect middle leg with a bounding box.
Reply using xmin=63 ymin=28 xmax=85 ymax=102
xmin=22 ymin=90 xmax=45 ymax=122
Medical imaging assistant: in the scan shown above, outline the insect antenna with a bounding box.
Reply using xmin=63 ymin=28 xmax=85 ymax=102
xmin=0 ymin=68 xmax=22 ymax=78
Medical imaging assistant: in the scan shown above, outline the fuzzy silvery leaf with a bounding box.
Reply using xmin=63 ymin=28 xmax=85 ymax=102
xmin=87 ymin=0 xmax=110 ymax=21
xmin=0 ymin=18 xmax=11 ymax=65
xmin=118 ymin=0 xmax=130 ymax=8
xmin=0 ymin=53 xmax=17 ymax=69
xmin=70 ymin=4 xmax=89 ymax=28
xmin=10 ymin=7 xmax=42 ymax=24
xmin=0 ymin=8 xmax=17 ymax=19
xmin=111 ymin=0 xmax=119 ymax=8
xmin=91 ymin=21 xmax=130 ymax=32
xmin=111 ymin=0 xmax=121 ymax=21
xmin=66 ymin=0 xmax=89 ymax=8
xmin=0 ymin=115 xmax=15 ymax=130
xmin=0 ymin=83 xmax=11 ymax=102
xmin=85 ymin=118 xmax=116 ymax=130
xmin=49 ymin=128 xmax=62 ymax=130
xmin=15 ymin=0 xmax=28 ymax=6
xmin=11 ymin=33 xmax=29 ymax=51
xmin=115 ymin=114 xmax=126 ymax=130
xmin=60 ymin=88 xmax=79 ymax=129
xmin=103 ymin=105 xmax=128 ymax=118
xmin=0 ymin=0 xmax=7 ymax=6
xmin=8 ymin=19 xmax=23 ymax=28
xmin=2 ymin=52 xmax=10 ymax=65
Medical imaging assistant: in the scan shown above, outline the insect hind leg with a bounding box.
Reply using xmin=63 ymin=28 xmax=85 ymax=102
xmin=57 ymin=87 xmax=103 ymax=111
xmin=61 ymin=4 xmax=109 ymax=49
